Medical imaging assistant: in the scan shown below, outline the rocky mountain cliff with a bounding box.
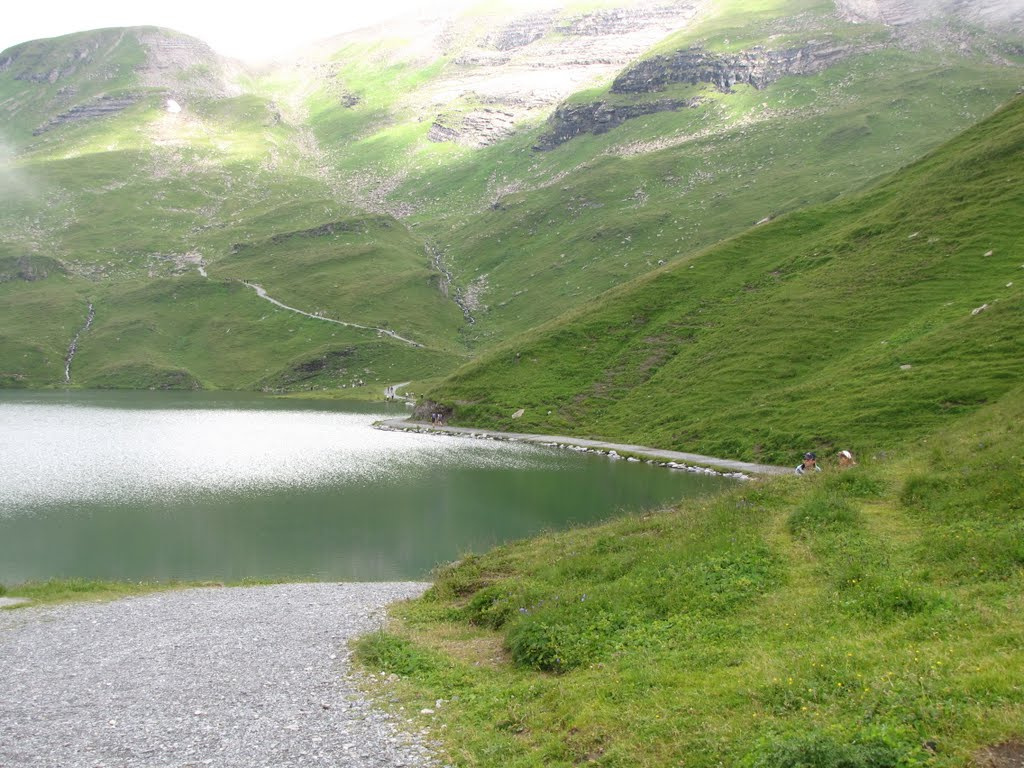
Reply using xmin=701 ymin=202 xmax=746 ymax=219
xmin=534 ymin=97 xmax=700 ymax=150
xmin=532 ymin=0 xmax=1024 ymax=153
xmin=611 ymin=40 xmax=862 ymax=94
xmin=837 ymin=0 xmax=1024 ymax=28
xmin=307 ymin=0 xmax=712 ymax=149
xmin=530 ymin=38 xmax=863 ymax=148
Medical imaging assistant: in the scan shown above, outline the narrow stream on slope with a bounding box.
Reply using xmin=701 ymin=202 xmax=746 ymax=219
xmin=63 ymin=302 xmax=95 ymax=383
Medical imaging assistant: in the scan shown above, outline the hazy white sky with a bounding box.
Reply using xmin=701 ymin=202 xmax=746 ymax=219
xmin=0 ymin=0 xmax=485 ymax=61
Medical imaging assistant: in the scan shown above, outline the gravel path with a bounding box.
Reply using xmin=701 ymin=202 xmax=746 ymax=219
xmin=0 ymin=583 xmax=440 ymax=768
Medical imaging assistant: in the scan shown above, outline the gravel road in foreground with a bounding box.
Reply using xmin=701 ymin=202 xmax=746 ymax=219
xmin=0 ymin=583 xmax=439 ymax=767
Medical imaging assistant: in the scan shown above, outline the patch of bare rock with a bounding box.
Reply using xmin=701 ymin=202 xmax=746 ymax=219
xmin=976 ymin=741 xmax=1024 ymax=768
xmin=410 ymin=0 xmax=712 ymax=147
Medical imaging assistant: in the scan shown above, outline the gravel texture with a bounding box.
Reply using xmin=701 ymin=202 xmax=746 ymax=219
xmin=0 ymin=582 xmax=440 ymax=767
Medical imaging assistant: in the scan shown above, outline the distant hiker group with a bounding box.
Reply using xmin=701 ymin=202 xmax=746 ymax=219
xmin=795 ymin=449 xmax=856 ymax=475
xmin=385 ymin=386 xmax=397 ymax=401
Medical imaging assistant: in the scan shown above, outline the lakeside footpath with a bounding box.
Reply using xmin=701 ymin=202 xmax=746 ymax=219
xmin=0 ymin=583 xmax=440 ymax=768
xmin=375 ymin=418 xmax=791 ymax=477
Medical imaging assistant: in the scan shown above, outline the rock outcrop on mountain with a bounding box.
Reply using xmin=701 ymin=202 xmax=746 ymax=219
xmin=31 ymin=93 xmax=141 ymax=135
xmin=132 ymin=28 xmax=240 ymax=97
xmin=535 ymin=36 xmax=864 ymax=150
xmin=0 ymin=255 xmax=65 ymax=283
xmin=428 ymin=108 xmax=518 ymax=148
xmin=2 ymin=40 xmax=95 ymax=85
xmin=611 ymin=39 xmax=860 ymax=94
xmin=483 ymin=11 xmax=562 ymax=51
xmin=534 ymin=97 xmax=699 ymax=150
xmin=2 ymin=27 xmax=232 ymax=94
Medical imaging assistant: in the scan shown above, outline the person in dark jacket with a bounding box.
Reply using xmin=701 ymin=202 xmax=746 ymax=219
xmin=795 ymin=451 xmax=821 ymax=475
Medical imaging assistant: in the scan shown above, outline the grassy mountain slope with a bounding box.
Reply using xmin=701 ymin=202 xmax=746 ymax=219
xmin=1 ymin=3 xmax=1022 ymax=393
xmin=358 ymin=380 xmax=1024 ymax=767
xmin=262 ymin=0 xmax=1022 ymax=352
xmin=426 ymin=94 xmax=1024 ymax=464
xmin=0 ymin=28 xmax=465 ymax=390
xmin=0 ymin=28 xmax=153 ymax=142
xmin=68 ymin=276 xmax=463 ymax=391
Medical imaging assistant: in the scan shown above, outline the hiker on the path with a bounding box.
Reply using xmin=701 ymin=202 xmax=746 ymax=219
xmin=795 ymin=451 xmax=821 ymax=475
xmin=837 ymin=449 xmax=857 ymax=468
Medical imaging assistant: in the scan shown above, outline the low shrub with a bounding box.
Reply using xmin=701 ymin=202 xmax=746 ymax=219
xmin=848 ymin=581 xmax=949 ymax=621
xmin=691 ymin=547 xmax=785 ymax=613
xmin=463 ymin=582 xmax=546 ymax=629
xmin=898 ymin=474 xmax=953 ymax=512
xmin=353 ymin=631 xmax=440 ymax=677
xmin=429 ymin=555 xmax=491 ymax=600
xmin=506 ymin=599 xmax=631 ymax=673
xmin=918 ymin=519 xmax=1024 ymax=583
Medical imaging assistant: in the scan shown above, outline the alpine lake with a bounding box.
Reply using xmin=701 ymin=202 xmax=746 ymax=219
xmin=0 ymin=390 xmax=732 ymax=584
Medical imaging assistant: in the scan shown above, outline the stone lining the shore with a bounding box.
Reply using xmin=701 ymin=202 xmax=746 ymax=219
xmin=376 ymin=419 xmax=791 ymax=478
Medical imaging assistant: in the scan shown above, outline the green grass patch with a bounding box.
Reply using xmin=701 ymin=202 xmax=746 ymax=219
xmin=355 ymin=386 xmax=1024 ymax=767
xmin=0 ymin=578 xmax=190 ymax=607
xmin=0 ymin=576 xmax=320 ymax=608
xmin=786 ymin=493 xmax=860 ymax=537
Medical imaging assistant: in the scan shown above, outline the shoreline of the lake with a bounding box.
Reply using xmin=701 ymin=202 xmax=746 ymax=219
xmin=2 ymin=391 xmax=729 ymax=585
xmin=375 ymin=418 xmax=790 ymax=477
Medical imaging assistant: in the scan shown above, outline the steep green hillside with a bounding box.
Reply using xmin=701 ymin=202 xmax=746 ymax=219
xmin=396 ymin=1 xmax=1023 ymax=343
xmin=262 ymin=0 xmax=1023 ymax=351
xmin=427 ymin=94 xmax=1024 ymax=464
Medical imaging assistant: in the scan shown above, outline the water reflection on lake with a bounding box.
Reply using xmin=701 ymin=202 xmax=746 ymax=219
xmin=0 ymin=391 xmax=731 ymax=582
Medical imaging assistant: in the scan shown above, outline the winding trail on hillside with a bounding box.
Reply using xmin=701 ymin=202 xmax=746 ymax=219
xmin=242 ymin=282 xmax=423 ymax=348
xmin=0 ymin=583 xmax=440 ymax=768
xmin=384 ymin=381 xmax=413 ymax=402
xmin=377 ymin=418 xmax=791 ymax=476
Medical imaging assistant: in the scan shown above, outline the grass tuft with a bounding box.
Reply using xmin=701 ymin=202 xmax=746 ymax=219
xmin=741 ymin=726 xmax=928 ymax=768
xmin=787 ymin=494 xmax=860 ymax=537
xmin=353 ymin=631 xmax=444 ymax=678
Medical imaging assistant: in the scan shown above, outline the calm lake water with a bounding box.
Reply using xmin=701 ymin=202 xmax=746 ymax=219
xmin=0 ymin=391 xmax=731 ymax=583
